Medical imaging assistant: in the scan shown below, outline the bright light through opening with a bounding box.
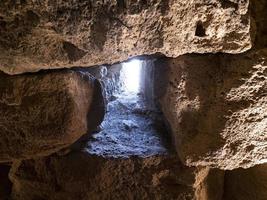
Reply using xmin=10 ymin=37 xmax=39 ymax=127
xmin=121 ymin=59 xmax=142 ymax=94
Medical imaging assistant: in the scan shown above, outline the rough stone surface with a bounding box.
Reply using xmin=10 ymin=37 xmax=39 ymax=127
xmin=0 ymin=70 xmax=105 ymax=162
xmin=9 ymin=152 xmax=224 ymax=200
xmin=223 ymin=164 xmax=267 ymax=200
xmin=0 ymin=0 xmax=251 ymax=75
xmin=85 ymin=63 xmax=124 ymax=101
xmin=158 ymin=49 xmax=267 ymax=170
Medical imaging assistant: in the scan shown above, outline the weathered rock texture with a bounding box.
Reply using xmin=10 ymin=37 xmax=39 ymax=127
xmin=85 ymin=63 xmax=124 ymax=101
xmin=9 ymin=152 xmax=224 ymax=200
xmin=158 ymin=49 xmax=267 ymax=170
xmin=0 ymin=70 xmax=105 ymax=162
xmin=154 ymin=0 xmax=267 ymax=170
xmin=223 ymin=163 xmax=267 ymax=200
xmin=0 ymin=0 xmax=251 ymax=75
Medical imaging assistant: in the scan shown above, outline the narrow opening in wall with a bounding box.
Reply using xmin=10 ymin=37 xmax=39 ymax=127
xmin=195 ymin=21 xmax=206 ymax=37
xmin=85 ymin=57 xmax=173 ymax=157
xmin=121 ymin=59 xmax=142 ymax=94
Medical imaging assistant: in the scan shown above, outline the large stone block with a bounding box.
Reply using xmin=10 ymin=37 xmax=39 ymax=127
xmin=158 ymin=49 xmax=267 ymax=170
xmin=0 ymin=0 xmax=251 ymax=74
xmin=9 ymin=152 xmax=224 ymax=200
xmin=0 ymin=70 xmax=105 ymax=162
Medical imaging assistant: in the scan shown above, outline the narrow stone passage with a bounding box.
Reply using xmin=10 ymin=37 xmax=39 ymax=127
xmin=85 ymin=92 xmax=171 ymax=157
xmin=82 ymin=59 xmax=173 ymax=158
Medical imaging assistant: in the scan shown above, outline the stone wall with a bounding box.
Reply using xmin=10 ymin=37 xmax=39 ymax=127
xmin=84 ymin=64 xmax=124 ymax=101
xmin=0 ymin=0 xmax=266 ymax=199
xmin=157 ymin=51 xmax=267 ymax=170
xmin=9 ymin=153 xmax=224 ymax=200
xmin=0 ymin=70 xmax=105 ymax=162
xmin=0 ymin=0 xmax=251 ymax=74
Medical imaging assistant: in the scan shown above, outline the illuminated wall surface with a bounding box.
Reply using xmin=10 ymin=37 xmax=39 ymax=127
xmin=121 ymin=59 xmax=142 ymax=94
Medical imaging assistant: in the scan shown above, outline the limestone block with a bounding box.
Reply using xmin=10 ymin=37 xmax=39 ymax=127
xmin=0 ymin=0 xmax=251 ymax=74
xmin=0 ymin=70 xmax=105 ymax=162
xmin=159 ymin=49 xmax=267 ymax=170
xmin=9 ymin=152 xmax=224 ymax=200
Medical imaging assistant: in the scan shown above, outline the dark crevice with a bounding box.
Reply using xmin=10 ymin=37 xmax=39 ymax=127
xmin=0 ymin=164 xmax=12 ymax=200
xmin=220 ymin=0 xmax=238 ymax=10
xmin=195 ymin=21 xmax=206 ymax=37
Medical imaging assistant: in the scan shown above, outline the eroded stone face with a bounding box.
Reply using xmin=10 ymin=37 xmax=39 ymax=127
xmin=9 ymin=152 xmax=224 ymax=200
xmin=158 ymin=49 xmax=267 ymax=170
xmin=0 ymin=0 xmax=251 ymax=74
xmin=0 ymin=70 xmax=105 ymax=162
